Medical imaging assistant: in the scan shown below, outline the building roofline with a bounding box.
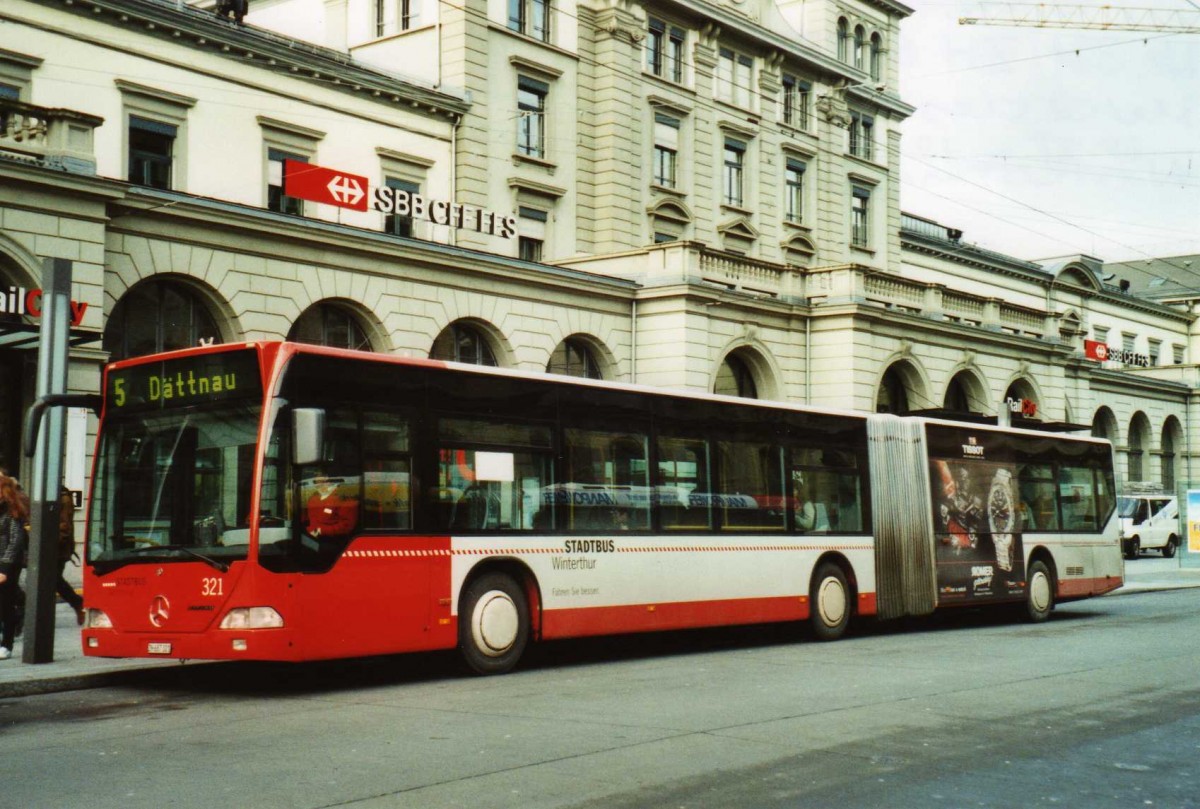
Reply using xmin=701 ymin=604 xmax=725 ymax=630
xmin=21 ymin=0 xmax=470 ymax=116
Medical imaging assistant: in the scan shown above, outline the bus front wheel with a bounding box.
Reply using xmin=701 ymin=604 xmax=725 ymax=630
xmin=1024 ymin=560 xmax=1054 ymax=623
xmin=459 ymin=572 xmax=530 ymax=675
xmin=810 ymin=562 xmax=851 ymax=641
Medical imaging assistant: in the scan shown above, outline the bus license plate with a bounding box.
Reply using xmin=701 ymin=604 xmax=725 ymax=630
xmin=147 ymin=642 xmax=172 ymax=655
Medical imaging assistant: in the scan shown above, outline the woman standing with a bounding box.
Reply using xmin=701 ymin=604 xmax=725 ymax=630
xmin=0 ymin=471 xmax=29 ymax=660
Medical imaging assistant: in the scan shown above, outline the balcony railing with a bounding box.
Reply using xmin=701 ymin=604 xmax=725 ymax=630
xmin=0 ymin=98 xmax=103 ymax=174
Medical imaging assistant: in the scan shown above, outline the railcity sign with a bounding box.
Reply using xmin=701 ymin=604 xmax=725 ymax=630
xmin=282 ymin=160 xmax=518 ymax=239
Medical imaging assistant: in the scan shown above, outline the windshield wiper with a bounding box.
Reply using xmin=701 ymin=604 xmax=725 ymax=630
xmin=125 ymin=544 xmax=229 ymax=572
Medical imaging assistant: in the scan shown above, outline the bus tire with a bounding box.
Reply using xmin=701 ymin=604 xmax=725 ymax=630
xmin=810 ymin=562 xmax=851 ymax=641
xmin=459 ymin=572 xmax=529 ymax=675
xmin=1163 ymin=536 xmax=1179 ymax=559
xmin=1125 ymin=537 xmax=1140 ymax=560
xmin=1024 ymin=559 xmax=1054 ymax=623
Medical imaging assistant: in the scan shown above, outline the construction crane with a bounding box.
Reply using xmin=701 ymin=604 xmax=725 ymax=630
xmin=959 ymin=4 xmax=1200 ymax=33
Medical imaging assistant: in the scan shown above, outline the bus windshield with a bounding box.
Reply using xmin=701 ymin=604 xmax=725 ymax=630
xmin=87 ymin=405 xmax=262 ymax=573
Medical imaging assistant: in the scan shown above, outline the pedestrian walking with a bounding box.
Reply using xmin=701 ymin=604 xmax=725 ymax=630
xmin=57 ymin=486 xmax=84 ymax=625
xmin=0 ymin=471 xmax=30 ymax=660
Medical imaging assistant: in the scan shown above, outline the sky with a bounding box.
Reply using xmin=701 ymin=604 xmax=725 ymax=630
xmin=898 ymin=1 xmax=1200 ymax=264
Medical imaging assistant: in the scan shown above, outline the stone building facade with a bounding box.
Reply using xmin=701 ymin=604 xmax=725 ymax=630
xmin=1 ymin=0 xmax=1197 ymax=511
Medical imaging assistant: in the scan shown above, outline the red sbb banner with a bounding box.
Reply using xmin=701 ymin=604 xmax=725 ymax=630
xmin=1084 ymin=339 xmax=1108 ymax=362
xmin=283 ymin=159 xmax=369 ymax=212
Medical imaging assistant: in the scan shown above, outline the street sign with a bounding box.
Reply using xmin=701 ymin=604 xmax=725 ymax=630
xmin=283 ymin=160 xmax=369 ymax=212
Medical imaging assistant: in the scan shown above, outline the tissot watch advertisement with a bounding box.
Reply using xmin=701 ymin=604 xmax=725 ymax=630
xmin=928 ymin=428 xmax=1026 ymax=604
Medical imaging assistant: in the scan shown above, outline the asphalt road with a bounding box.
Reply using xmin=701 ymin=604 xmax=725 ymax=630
xmin=3 ymin=589 xmax=1199 ymax=809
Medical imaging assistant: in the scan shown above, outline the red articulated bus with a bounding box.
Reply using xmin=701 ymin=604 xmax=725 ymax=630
xmin=80 ymin=342 xmax=1122 ymax=673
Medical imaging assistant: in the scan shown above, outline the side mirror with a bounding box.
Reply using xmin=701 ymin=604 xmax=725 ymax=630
xmin=293 ymin=408 xmax=326 ymax=466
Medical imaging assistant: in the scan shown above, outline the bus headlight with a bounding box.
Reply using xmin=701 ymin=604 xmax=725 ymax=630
xmin=219 ymin=607 xmax=284 ymax=629
xmin=84 ymin=609 xmax=113 ymax=629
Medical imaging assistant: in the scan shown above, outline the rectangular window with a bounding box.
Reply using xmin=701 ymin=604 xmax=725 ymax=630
xmin=267 ymin=148 xmax=307 ymax=215
xmin=518 ymin=206 xmax=547 ymax=262
xmin=851 ymin=186 xmax=870 ymax=247
xmin=0 ymin=83 xmax=19 ymax=100
xmin=434 ymin=418 xmax=554 ymax=532
xmin=789 ymin=447 xmax=862 ymax=533
xmin=716 ymin=439 xmax=784 ymax=531
xmin=1094 ymin=326 xmax=1109 ymax=344
xmin=1122 ymin=332 xmax=1136 ymax=354
xmin=361 ymin=410 xmax=412 ymax=530
xmin=517 ymin=76 xmax=548 ymax=158
xmin=563 ymin=427 xmax=651 ymax=531
xmin=384 ymin=177 xmax=419 ymax=238
xmin=850 ymin=112 xmax=873 ymax=160
xmin=653 ymin=113 xmax=680 ymax=188
xmin=647 ymin=20 xmax=685 ymax=82
xmin=508 ymin=0 xmax=550 ymax=42
xmin=723 ymin=137 xmax=745 ymax=208
xmin=781 ymin=75 xmax=809 ymax=129
xmin=657 ymin=436 xmax=712 ymax=530
xmin=1148 ymin=339 xmax=1161 ymax=366
xmin=1174 ymin=344 xmax=1185 ymax=364
xmin=717 ymin=48 xmax=753 ymax=107
xmin=375 ymin=0 xmax=419 ymax=35
xmin=128 ymin=116 xmax=176 ymax=190
xmin=785 ymin=157 xmax=805 ymax=223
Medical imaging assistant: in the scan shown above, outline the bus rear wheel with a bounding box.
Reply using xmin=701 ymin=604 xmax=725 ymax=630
xmin=459 ymin=572 xmax=530 ymax=675
xmin=810 ymin=562 xmax=851 ymax=641
xmin=1024 ymin=560 xmax=1054 ymax=623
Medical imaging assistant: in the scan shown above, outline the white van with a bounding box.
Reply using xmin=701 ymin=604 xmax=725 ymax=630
xmin=1117 ymin=493 xmax=1180 ymax=559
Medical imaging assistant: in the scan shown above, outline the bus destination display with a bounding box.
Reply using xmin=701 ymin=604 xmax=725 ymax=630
xmin=107 ymin=349 xmax=262 ymax=411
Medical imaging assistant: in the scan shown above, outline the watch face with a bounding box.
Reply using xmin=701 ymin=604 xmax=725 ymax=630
xmin=988 ymin=475 xmax=1015 ymax=533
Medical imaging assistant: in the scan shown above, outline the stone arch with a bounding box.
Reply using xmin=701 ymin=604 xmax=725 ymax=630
xmin=782 ymin=234 xmax=817 ymax=268
xmin=1002 ymin=375 xmax=1044 ymax=420
xmin=103 ymin=273 xmax=241 ymax=361
xmin=942 ymin=367 xmax=991 ymax=415
xmin=288 ymin=297 xmax=391 ymax=353
xmin=1161 ymin=415 xmax=1184 ymax=492
xmin=1127 ymin=411 xmax=1153 ymax=483
xmin=1092 ymin=405 xmax=1119 ymax=442
xmin=546 ymin=332 xmax=616 ymax=380
xmin=712 ymin=340 xmax=783 ymax=401
xmin=874 ymin=355 xmax=931 ymax=415
xmin=429 ymin=317 xmax=515 ymax=368
xmin=0 ymin=232 xmax=42 ymax=289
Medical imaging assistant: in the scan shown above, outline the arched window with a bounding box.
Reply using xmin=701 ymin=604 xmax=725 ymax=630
xmin=854 ymin=25 xmax=866 ymax=69
xmin=547 ymin=337 xmax=602 ymax=379
xmin=288 ymin=302 xmax=372 ymax=351
xmin=1162 ymin=421 xmax=1178 ymax=491
xmin=837 ymin=18 xmax=849 ymax=62
xmin=1128 ymin=413 xmax=1151 ymax=482
xmin=430 ymin=322 xmax=497 ymax=366
xmin=103 ymin=279 xmax=220 ymax=361
xmin=715 ymin=352 xmax=758 ymax=399
xmin=943 ymin=375 xmax=971 ymax=414
xmin=876 ymin=366 xmax=908 ymax=414
xmin=870 ymin=33 xmax=882 ymax=81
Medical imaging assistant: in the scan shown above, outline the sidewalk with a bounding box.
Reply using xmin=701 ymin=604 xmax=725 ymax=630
xmin=3 ymin=558 xmax=1200 ymax=698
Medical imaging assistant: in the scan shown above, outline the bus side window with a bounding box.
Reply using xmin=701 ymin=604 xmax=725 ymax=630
xmin=563 ymin=427 xmax=651 ymax=531
xmin=716 ymin=439 xmax=784 ymax=532
xmin=656 ymin=436 xmax=712 ymax=531
xmin=361 ymin=409 xmax=411 ymax=531
xmin=298 ymin=407 xmax=361 ymax=543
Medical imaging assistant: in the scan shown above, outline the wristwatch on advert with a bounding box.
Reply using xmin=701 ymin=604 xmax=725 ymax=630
xmin=988 ymin=468 xmax=1015 ymax=534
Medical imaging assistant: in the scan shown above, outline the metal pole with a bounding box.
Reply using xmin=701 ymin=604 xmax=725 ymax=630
xmin=22 ymin=258 xmax=70 ymax=664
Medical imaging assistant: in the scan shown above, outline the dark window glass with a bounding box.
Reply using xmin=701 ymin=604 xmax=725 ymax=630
xmin=103 ymin=280 xmax=220 ymax=361
xmin=714 ymin=353 xmax=756 ymax=398
xmin=716 ymin=439 xmax=784 ymax=531
xmin=128 ymin=116 xmax=175 ymax=190
xmin=385 ymin=177 xmax=419 ymax=238
xmin=267 ymin=148 xmax=306 ymax=215
xmin=430 ymin=323 xmax=498 ymax=366
xmin=562 ymin=427 xmax=651 ymax=531
xmin=547 ymin=338 xmax=602 ymax=379
xmin=289 ymin=303 xmax=372 ymax=351
xmin=657 ymin=436 xmax=712 ymax=530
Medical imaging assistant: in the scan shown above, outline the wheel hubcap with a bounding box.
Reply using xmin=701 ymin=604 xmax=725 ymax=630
xmin=473 ymin=590 xmax=519 ymax=657
xmin=817 ymin=577 xmax=847 ymax=627
xmin=1030 ymin=571 xmax=1051 ymax=613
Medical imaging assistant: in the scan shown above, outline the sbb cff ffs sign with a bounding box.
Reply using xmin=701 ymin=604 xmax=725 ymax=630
xmin=1084 ymin=339 xmax=1150 ymax=367
xmin=282 ymin=160 xmax=517 ymax=239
